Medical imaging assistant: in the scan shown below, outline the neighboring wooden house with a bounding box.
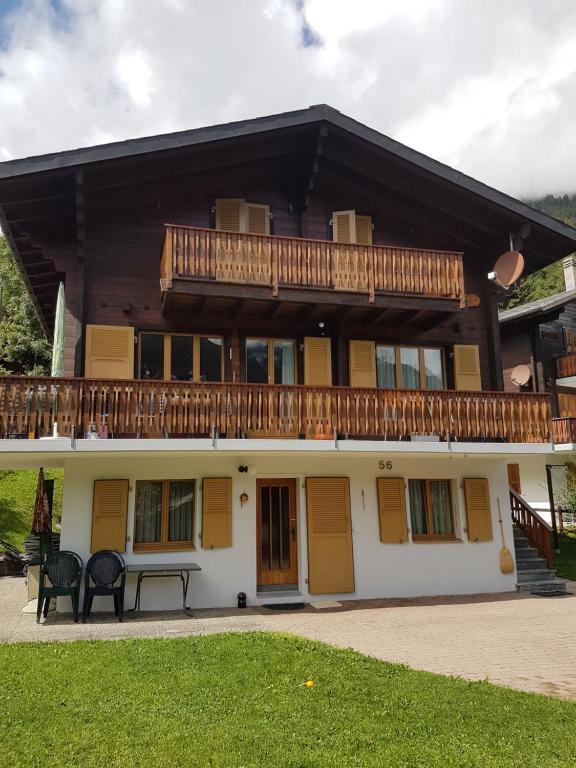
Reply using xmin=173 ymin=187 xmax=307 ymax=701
xmin=0 ymin=105 xmax=575 ymax=609
xmin=500 ymin=256 xmax=576 ymax=441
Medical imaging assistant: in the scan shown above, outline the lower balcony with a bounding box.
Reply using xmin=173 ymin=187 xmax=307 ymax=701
xmin=0 ymin=377 xmax=552 ymax=444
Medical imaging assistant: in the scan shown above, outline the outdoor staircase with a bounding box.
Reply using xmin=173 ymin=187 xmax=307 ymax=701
xmin=513 ymin=527 xmax=567 ymax=595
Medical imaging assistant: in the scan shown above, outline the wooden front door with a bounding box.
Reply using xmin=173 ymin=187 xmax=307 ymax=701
xmin=257 ymin=479 xmax=298 ymax=588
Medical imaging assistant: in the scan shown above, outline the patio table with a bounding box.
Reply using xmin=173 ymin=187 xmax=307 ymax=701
xmin=126 ymin=562 xmax=201 ymax=613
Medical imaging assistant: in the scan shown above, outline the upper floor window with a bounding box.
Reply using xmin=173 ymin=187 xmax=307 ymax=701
xmin=139 ymin=332 xmax=223 ymax=382
xmin=349 ymin=340 xmax=445 ymax=390
xmin=215 ymin=198 xmax=270 ymax=235
xmin=332 ymin=210 xmax=373 ymax=245
xmin=378 ymin=345 xmax=445 ymax=390
xmin=246 ymin=338 xmax=296 ymax=385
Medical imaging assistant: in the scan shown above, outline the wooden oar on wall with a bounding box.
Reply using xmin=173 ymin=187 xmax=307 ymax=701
xmin=497 ymin=498 xmax=515 ymax=574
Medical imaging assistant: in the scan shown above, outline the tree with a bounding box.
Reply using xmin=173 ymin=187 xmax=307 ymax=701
xmin=504 ymin=194 xmax=576 ymax=309
xmin=0 ymin=236 xmax=51 ymax=375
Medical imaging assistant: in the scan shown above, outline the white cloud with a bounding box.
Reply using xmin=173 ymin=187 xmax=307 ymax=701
xmin=0 ymin=0 xmax=575 ymax=196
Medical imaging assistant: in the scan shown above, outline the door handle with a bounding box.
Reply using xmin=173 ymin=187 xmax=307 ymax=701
xmin=290 ymin=526 xmax=296 ymax=542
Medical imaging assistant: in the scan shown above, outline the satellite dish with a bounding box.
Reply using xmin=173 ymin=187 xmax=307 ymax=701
xmin=492 ymin=250 xmax=525 ymax=287
xmin=511 ymin=364 xmax=531 ymax=386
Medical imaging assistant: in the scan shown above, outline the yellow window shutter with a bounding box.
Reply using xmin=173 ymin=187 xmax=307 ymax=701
xmin=215 ymin=198 xmax=244 ymax=232
xmin=453 ymin=344 xmax=482 ymax=391
xmin=91 ymin=479 xmax=128 ymax=553
xmin=377 ymin=478 xmax=408 ymax=543
xmin=304 ymin=337 xmax=332 ymax=386
xmin=245 ymin=203 xmax=270 ymax=235
xmin=85 ymin=324 xmax=134 ymax=380
xmin=355 ymin=215 xmax=373 ymax=245
xmin=306 ymin=477 xmax=354 ymax=594
xmin=507 ymin=464 xmax=521 ymax=495
xmin=332 ymin=210 xmax=356 ymax=243
xmin=349 ymin=340 xmax=376 ymax=388
xmin=463 ymin=478 xmax=493 ymax=542
xmin=202 ymin=477 xmax=232 ymax=548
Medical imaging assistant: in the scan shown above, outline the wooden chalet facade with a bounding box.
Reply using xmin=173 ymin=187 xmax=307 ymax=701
xmin=1 ymin=105 xmax=575 ymax=609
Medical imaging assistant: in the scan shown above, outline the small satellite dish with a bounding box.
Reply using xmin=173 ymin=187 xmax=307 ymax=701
xmin=492 ymin=250 xmax=525 ymax=288
xmin=511 ymin=364 xmax=531 ymax=386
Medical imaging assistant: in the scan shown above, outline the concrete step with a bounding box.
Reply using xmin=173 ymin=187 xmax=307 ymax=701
xmin=513 ymin=537 xmax=531 ymax=549
xmin=517 ymin=568 xmax=557 ymax=583
xmin=517 ymin=579 xmax=567 ymax=595
xmin=514 ymin=546 xmax=539 ymax=559
xmin=516 ymin=557 xmax=548 ymax=571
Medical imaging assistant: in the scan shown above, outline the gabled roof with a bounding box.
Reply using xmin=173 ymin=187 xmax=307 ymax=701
xmin=1 ymin=103 xmax=575 ymax=247
xmin=499 ymin=289 xmax=576 ymax=324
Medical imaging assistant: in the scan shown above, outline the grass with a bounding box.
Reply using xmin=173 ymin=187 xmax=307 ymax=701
xmin=556 ymin=529 xmax=576 ymax=581
xmin=0 ymin=468 xmax=63 ymax=549
xmin=0 ymin=633 xmax=575 ymax=768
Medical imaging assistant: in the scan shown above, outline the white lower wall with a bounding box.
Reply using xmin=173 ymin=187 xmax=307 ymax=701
xmin=55 ymin=450 xmax=522 ymax=611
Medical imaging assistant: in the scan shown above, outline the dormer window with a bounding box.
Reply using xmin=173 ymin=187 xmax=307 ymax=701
xmin=332 ymin=210 xmax=373 ymax=245
xmin=215 ymin=198 xmax=270 ymax=235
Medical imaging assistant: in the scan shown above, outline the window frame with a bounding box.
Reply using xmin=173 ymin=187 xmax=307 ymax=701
xmin=138 ymin=332 xmax=224 ymax=383
xmin=374 ymin=343 xmax=446 ymax=390
xmin=245 ymin=337 xmax=297 ymax=385
xmin=408 ymin=478 xmax=456 ymax=541
xmin=133 ymin=479 xmax=196 ymax=552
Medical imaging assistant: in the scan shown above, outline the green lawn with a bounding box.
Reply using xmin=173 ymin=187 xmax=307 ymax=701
xmin=556 ymin=530 xmax=576 ymax=581
xmin=0 ymin=468 xmax=63 ymax=549
xmin=0 ymin=633 xmax=574 ymax=767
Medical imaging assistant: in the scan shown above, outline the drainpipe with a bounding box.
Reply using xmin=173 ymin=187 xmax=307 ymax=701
xmin=545 ymin=464 xmax=561 ymax=552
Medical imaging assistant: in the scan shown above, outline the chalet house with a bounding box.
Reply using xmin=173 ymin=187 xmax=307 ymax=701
xmin=1 ymin=105 xmax=576 ymax=610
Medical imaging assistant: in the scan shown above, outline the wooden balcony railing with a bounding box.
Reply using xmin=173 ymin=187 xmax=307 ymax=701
xmin=0 ymin=377 xmax=551 ymax=443
xmin=551 ymin=417 xmax=576 ymax=444
xmin=510 ymin=489 xmax=554 ymax=567
xmin=556 ymin=353 xmax=576 ymax=378
xmin=160 ymin=225 xmax=466 ymax=305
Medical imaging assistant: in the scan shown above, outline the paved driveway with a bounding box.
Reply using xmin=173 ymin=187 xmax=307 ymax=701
xmin=2 ymin=576 xmax=575 ymax=700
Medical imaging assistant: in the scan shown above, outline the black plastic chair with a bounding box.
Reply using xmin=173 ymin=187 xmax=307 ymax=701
xmin=37 ymin=551 xmax=83 ymax=623
xmin=82 ymin=550 xmax=126 ymax=623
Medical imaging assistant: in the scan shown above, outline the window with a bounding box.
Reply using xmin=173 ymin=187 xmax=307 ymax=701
xmin=134 ymin=480 xmax=195 ymax=551
xmin=375 ymin=345 xmax=445 ymax=390
xmin=139 ymin=333 xmax=223 ymax=382
xmin=332 ymin=210 xmax=373 ymax=245
xmin=408 ymin=480 xmax=454 ymax=539
xmin=246 ymin=338 xmax=296 ymax=384
xmin=215 ymin=199 xmax=270 ymax=234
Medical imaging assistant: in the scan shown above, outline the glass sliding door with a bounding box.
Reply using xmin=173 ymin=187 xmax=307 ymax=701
xmin=199 ymin=337 xmax=223 ymax=382
xmin=246 ymin=339 xmax=269 ymax=383
xmin=273 ymin=340 xmax=295 ymax=384
xmin=140 ymin=334 xmax=164 ymax=380
xmin=376 ymin=345 xmax=396 ymax=388
xmin=170 ymin=335 xmax=193 ymax=381
xmin=399 ymin=347 xmax=420 ymax=389
xmin=246 ymin=338 xmax=296 ymax=384
xmin=423 ymin=348 xmax=444 ymax=390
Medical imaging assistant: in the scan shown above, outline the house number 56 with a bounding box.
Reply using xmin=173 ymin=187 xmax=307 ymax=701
xmin=378 ymin=460 xmax=393 ymax=470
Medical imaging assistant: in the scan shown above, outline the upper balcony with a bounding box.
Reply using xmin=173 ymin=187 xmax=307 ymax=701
xmin=160 ymin=225 xmax=466 ymax=316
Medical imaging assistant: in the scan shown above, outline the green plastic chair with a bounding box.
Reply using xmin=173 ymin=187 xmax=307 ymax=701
xmin=37 ymin=551 xmax=83 ymax=623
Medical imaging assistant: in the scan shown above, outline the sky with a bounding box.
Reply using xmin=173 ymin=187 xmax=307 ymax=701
xmin=1 ymin=0 xmax=576 ymax=198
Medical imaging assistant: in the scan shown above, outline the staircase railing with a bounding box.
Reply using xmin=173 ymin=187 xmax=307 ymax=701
xmin=510 ymin=489 xmax=554 ymax=567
